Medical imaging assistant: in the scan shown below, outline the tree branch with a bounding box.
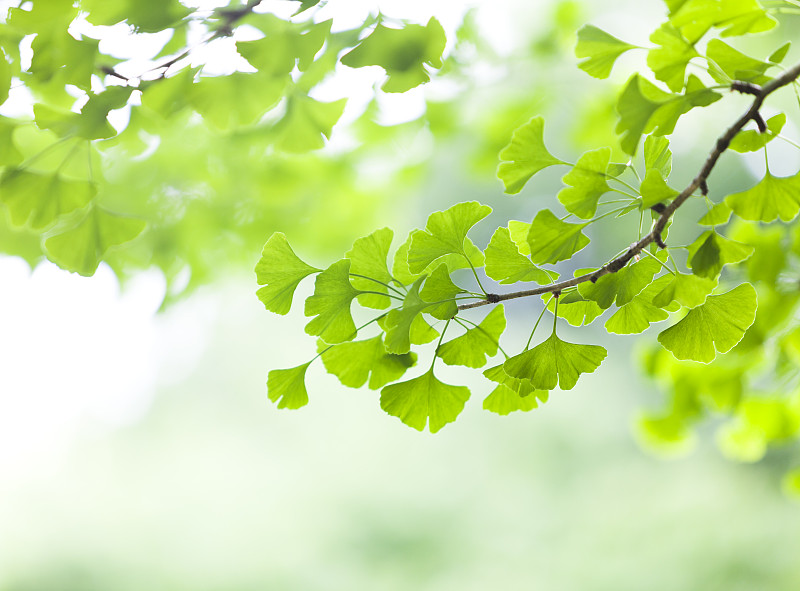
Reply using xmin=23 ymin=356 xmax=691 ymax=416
xmin=458 ymin=61 xmax=800 ymax=312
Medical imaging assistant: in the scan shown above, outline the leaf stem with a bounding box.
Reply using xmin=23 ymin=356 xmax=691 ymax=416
xmin=526 ymin=295 xmax=553 ymax=349
xmin=642 ymin=249 xmax=675 ymax=275
xmin=454 ymin=316 xmax=509 ymax=359
xmin=349 ymin=273 xmax=405 ymax=297
xmin=431 ymin=318 xmax=452 ymax=370
xmin=463 ymin=252 xmax=488 ymax=295
xmin=310 ymin=312 xmax=390 ymax=363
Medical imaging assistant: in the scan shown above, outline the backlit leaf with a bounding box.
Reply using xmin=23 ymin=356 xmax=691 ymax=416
xmin=255 ymin=232 xmax=320 ymax=315
xmin=267 ymin=362 xmax=311 ymax=409
xmin=318 ymin=336 xmax=416 ymax=389
xmin=384 ymin=277 xmax=434 ymax=354
xmin=725 ymin=172 xmax=800 ymax=223
xmin=557 ymin=147 xmax=611 ymax=219
xmin=575 ymin=24 xmax=636 ymax=79
xmin=483 ymin=385 xmax=541 ymax=415
xmin=497 ymin=117 xmax=566 ymax=194
xmin=273 ymin=95 xmax=347 ymax=152
xmin=578 ymin=256 xmax=662 ymax=308
xmin=346 ymin=227 xmax=394 ymax=309
xmin=380 ymin=368 xmax=470 ymax=432
xmin=485 ymin=227 xmax=551 ymax=285
xmin=657 ymin=283 xmax=758 ymax=362
xmin=698 ymin=202 xmax=732 ymax=226
xmin=729 ymin=113 xmax=785 ymax=153
xmin=687 ymin=230 xmax=754 ymax=278
xmin=0 ymin=169 xmax=95 ymax=230
xmin=189 ymin=72 xmax=287 ymax=129
xmin=647 ymin=23 xmax=699 ymax=92
xmin=304 ymin=259 xmax=363 ymax=344
xmin=527 ymin=209 xmax=590 ymax=265
xmin=652 ymin=272 xmax=717 ymax=308
xmin=439 ymin=306 xmax=506 ymax=368
xmin=706 ymin=39 xmax=770 ymax=84
xmin=419 ymin=263 xmax=465 ymax=320
xmin=643 ymin=135 xmax=673 ymax=178
xmin=605 ymin=275 xmax=676 ymax=334
xmin=640 ymin=168 xmax=679 ymax=208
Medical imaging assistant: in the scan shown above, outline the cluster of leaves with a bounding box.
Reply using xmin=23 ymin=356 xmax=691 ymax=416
xmin=0 ymin=0 xmax=451 ymax=297
xmin=258 ymin=0 xmax=800 ymax=494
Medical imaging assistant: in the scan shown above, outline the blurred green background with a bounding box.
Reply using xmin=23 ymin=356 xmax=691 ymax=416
xmin=2 ymin=0 xmax=800 ymax=589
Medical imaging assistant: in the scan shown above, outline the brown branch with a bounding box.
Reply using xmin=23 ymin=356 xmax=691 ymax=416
xmin=458 ymin=61 xmax=800 ymax=312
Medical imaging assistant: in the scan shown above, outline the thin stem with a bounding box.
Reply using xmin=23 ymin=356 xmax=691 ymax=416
xmin=454 ymin=317 xmax=509 ymax=359
xmin=310 ymin=312 xmax=389 ymax=363
xmin=552 ymin=297 xmax=559 ymax=334
xmin=642 ymin=249 xmax=676 ymax=275
xmin=608 ymin=188 xmax=639 ymax=199
xmin=525 ymin=295 xmax=553 ymax=349
xmin=464 ymin=253 xmax=488 ymax=296
xmin=18 ymin=136 xmax=75 ymax=170
xmin=776 ymin=133 xmax=800 ymax=151
xmin=431 ymin=318 xmax=452 ymax=370
xmin=360 ymin=290 xmax=403 ymax=301
xmin=608 ymin=175 xmax=640 ymax=194
xmin=349 ymin=273 xmax=405 ymax=297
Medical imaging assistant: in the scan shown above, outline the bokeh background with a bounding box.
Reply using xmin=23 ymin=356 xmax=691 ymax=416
xmin=2 ymin=0 xmax=800 ymax=589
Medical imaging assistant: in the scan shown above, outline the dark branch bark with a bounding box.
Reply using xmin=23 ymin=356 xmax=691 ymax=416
xmin=458 ymin=62 xmax=800 ymax=312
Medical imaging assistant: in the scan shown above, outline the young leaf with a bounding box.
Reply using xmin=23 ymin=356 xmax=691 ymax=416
xmin=557 ymin=147 xmax=612 ymax=219
xmin=578 ymin=256 xmax=661 ymax=308
xmin=384 ymin=277 xmax=434 ymax=354
xmin=267 ymin=362 xmax=312 ymax=409
xmin=318 ymin=336 xmax=417 ymax=390
xmin=304 ymin=259 xmax=362 ymax=344
xmin=698 ymin=202 xmax=732 ymax=226
xmin=483 ymin=385 xmax=541 ymax=415
xmin=439 ymin=306 xmax=506 ymax=368
xmin=725 ymin=172 xmax=800 ymax=223
xmin=647 ymin=23 xmax=699 ymax=92
xmin=643 ymin=135 xmax=673 ymax=178
xmin=527 ymin=209 xmax=590 ymax=265
xmin=706 ymin=39 xmax=770 ymax=84
xmin=380 ymin=369 xmax=470 ymax=433
xmin=340 ymin=17 xmax=446 ymax=93
xmin=483 ymin=364 xmax=541 ymax=397
xmin=729 ymin=113 xmax=785 ymax=153
xmin=616 ymin=74 xmax=674 ymax=155
xmin=256 ymin=232 xmax=320 ymax=315
xmin=640 ymin=168 xmax=679 ymax=208
xmin=44 ymin=206 xmax=145 ymax=277
xmin=575 ymin=24 xmax=636 ymax=79
xmin=497 ymin=117 xmax=566 ymax=194
xmin=652 ymin=272 xmax=717 ymax=308
xmin=419 ymin=263 xmax=465 ymax=320
xmin=545 ymin=289 xmax=604 ymax=327
xmin=605 ymin=275 xmax=676 ymax=334
xmin=687 ymin=230 xmax=755 ymax=278
xmin=485 ymin=227 xmax=551 ymax=284
xmin=346 ymin=227 xmax=394 ymax=309
xmin=407 ymin=201 xmax=491 ymax=273
xmin=769 ymin=42 xmax=791 ymax=64
xmin=503 ymin=333 xmax=607 ymax=391
xmin=0 ymin=169 xmax=96 ymax=230
xmin=657 ymin=283 xmax=758 ymax=363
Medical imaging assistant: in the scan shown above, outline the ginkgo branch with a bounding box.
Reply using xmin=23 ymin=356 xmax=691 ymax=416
xmin=458 ymin=60 xmax=800 ymax=312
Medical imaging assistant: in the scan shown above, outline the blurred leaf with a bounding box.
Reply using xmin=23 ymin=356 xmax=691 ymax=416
xmin=575 ymin=24 xmax=636 ymax=78
xmin=189 ymin=72 xmax=288 ymax=129
xmin=0 ymin=169 xmax=96 ymax=230
xmin=706 ymin=39 xmax=771 ymax=84
xmin=273 ymin=95 xmax=348 ymax=152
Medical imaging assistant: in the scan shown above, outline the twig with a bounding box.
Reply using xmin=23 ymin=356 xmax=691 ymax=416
xmin=458 ymin=61 xmax=800 ymax=312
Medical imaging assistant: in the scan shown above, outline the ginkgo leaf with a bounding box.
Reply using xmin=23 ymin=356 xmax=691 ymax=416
xmin=497 ymin=117 xmax=566 ymax=194
xmin=729 ymin=113 xmax=785 ymax=153
xmin=255 ymin=232 xmax=320 ymax=315
xmin=545 ymin=288 xmax=604 ymax=327
xmin=189 ymin=72 xmax=287 ymax=129
xmin=503 ymin=332 xmax=607 ymax=390
xmin=392 ymin=232 xmax=484 ymax=285
xmin=483 ymin=385 xmax=541 ymax=415
xmin=643 ymin=135 xmax=673 ymax=178
xmin=725 ymin=172 xmax=800 ymax=223
xmin=647 ymin=23 xmax=699 ymax=92
xmin=652 ymin=272 xmax=717 ymax=308
xmin=44 ymin=206 xmax=145 ymax=277
xmin=485 ymin=227 xmax=550 ymax=284
xmin=346 ymin=227 xmax=394 ymax=309
xmin=687 ymin=230 xmax=754 ymax=278
xmin=605 ymin=275 xmax=676 ymax=334
xmin=0 ymin=169 xmax=96 ymax=230
xmin=340 ymin=17 xmax=446 ymax=93
xmin=698 ymin=202 xmax=732 ymax=226
xmin=640 ymin=168 xmax=679 ymax=208
xmin=578 ymin=256 xmax=661 ymax=308
xmin=419 ymin=263 xmax=465 ymax=320
xmin=273 ymin=95 xmax=347 ymax=152
xmin=439 ymin=306 xmax=506 ymax=368
xmin=769 ymin=42 xmax=791 ymax=64
xmin=706 ymin=38 xmax=771 ymax=84
xmin=575 ymin=24 xmax=636 ymax=79
xmin=380 ymin=368 xmax=470 ymax=433
xmin=508 ymin=220 xmax=532 ymax=255
xmin=557 ymin=147 xmax=611 ymax=219
xmin=318 ymin=336 xmax=416 ymax=389
xmin=267 ymin=362 xmax=311 ymax=409
xmin=407 ymin=201 xmax=491 ymax=273
xmin=667 ymin=0 xmax=776 ymax=42
xmin=236 ymin=18 xmax=330 ymax=75
xmin=527 ymin=209 xmax=590 ymax=265
xmin=304 ymin=259 xmax=363 ymax=344
xmin=657 ymin=283 xmax=757 ymax=362
xmin=384 ymin=277 xmax=433 ymax=354
xmin=483 ymin=364 xmax=540 ymax=397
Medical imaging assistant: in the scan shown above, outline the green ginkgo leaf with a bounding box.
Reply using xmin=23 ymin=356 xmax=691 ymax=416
xmin=483 ymin=364 xmax=540 ymax=397
xmin=384 ymin=277 xmax=434 ymax=354
xmin=419 ymin=263 xmax=465 ymax=320
xmin=687 ymin=230 xmax=754 ymax=278
xmin=578 ymin=256 xmax=661 ymax=308
xmin=380 ymin=368 xmax=470 ymax=433
xmin=527 ymin=209 xmax=590 ymax=265
xmin=706 ymin=38 xmax=771 ymax=84
xmin=485 ymin=227 xmax=551 ymax=285
xmin=769 ymin=42 xmax=791 ymax=64
xmin=407 ymin=201 xmax=491 ymax=273
xmin=643 ymin=134 xmax=673 ymax=178
xmin=729 ymin=113 xmax=785 ymax=153
xmin=497 ymin=117 xmax=566 ymax=194
xmin=698 ymin=202 xmax=732 ymax=226
xmin=557 ymin=147 xmax=611 ymax=219
xmin=503 ymin=332 xmax=607 ymax=390
xmin=605 ymin=275 xmax=677 ymax=334
xmin=545 ymin=288 xmax=604 ymax=327
xmin=439 ymin=306 xmax=506 ymax=368
xmin=318 ymin=336 xmax=416 ymax=390
xmin=304 ymin=259 xmax=363 ymax=344
xmin=256 ymin=232 xmax=320 ymax=315
xmin=657 ymin=283 xmax=758 ymax=362
xmin=652 ymin=272 xmax=717 ymax=308
xmin=392 ymin=232 xmax=484 ymax=286
xmin=340 ymin=17 xmax=446 ymax=93
xmin=0 ymin=169 xmax=96 ymax=230
xmin=725 ymin=172 xmax=800 ymax=223
xmin=483 ymin=385 xmax=541 ymax=415
xmin=188 ymin=72 xmax=288 ymax=129
xmin=575 ymin=24 xmax=636 ymax=79
xmin=647 ymin=23 xmax=699 ymax=92
xmin=640 ymin=168 xmax=680 ymax=209
xmin=267 ymin=362 xmax=312 ymax=409
xmin=44 ymin=206 xmax=145 ymax=277
xmin=346 ymin=227 xmax=394 ymax=309
xmin=508 ymin=220 xmax=532 ymax=255
xmin=273 ymin=95 xmax=347 ymax=152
